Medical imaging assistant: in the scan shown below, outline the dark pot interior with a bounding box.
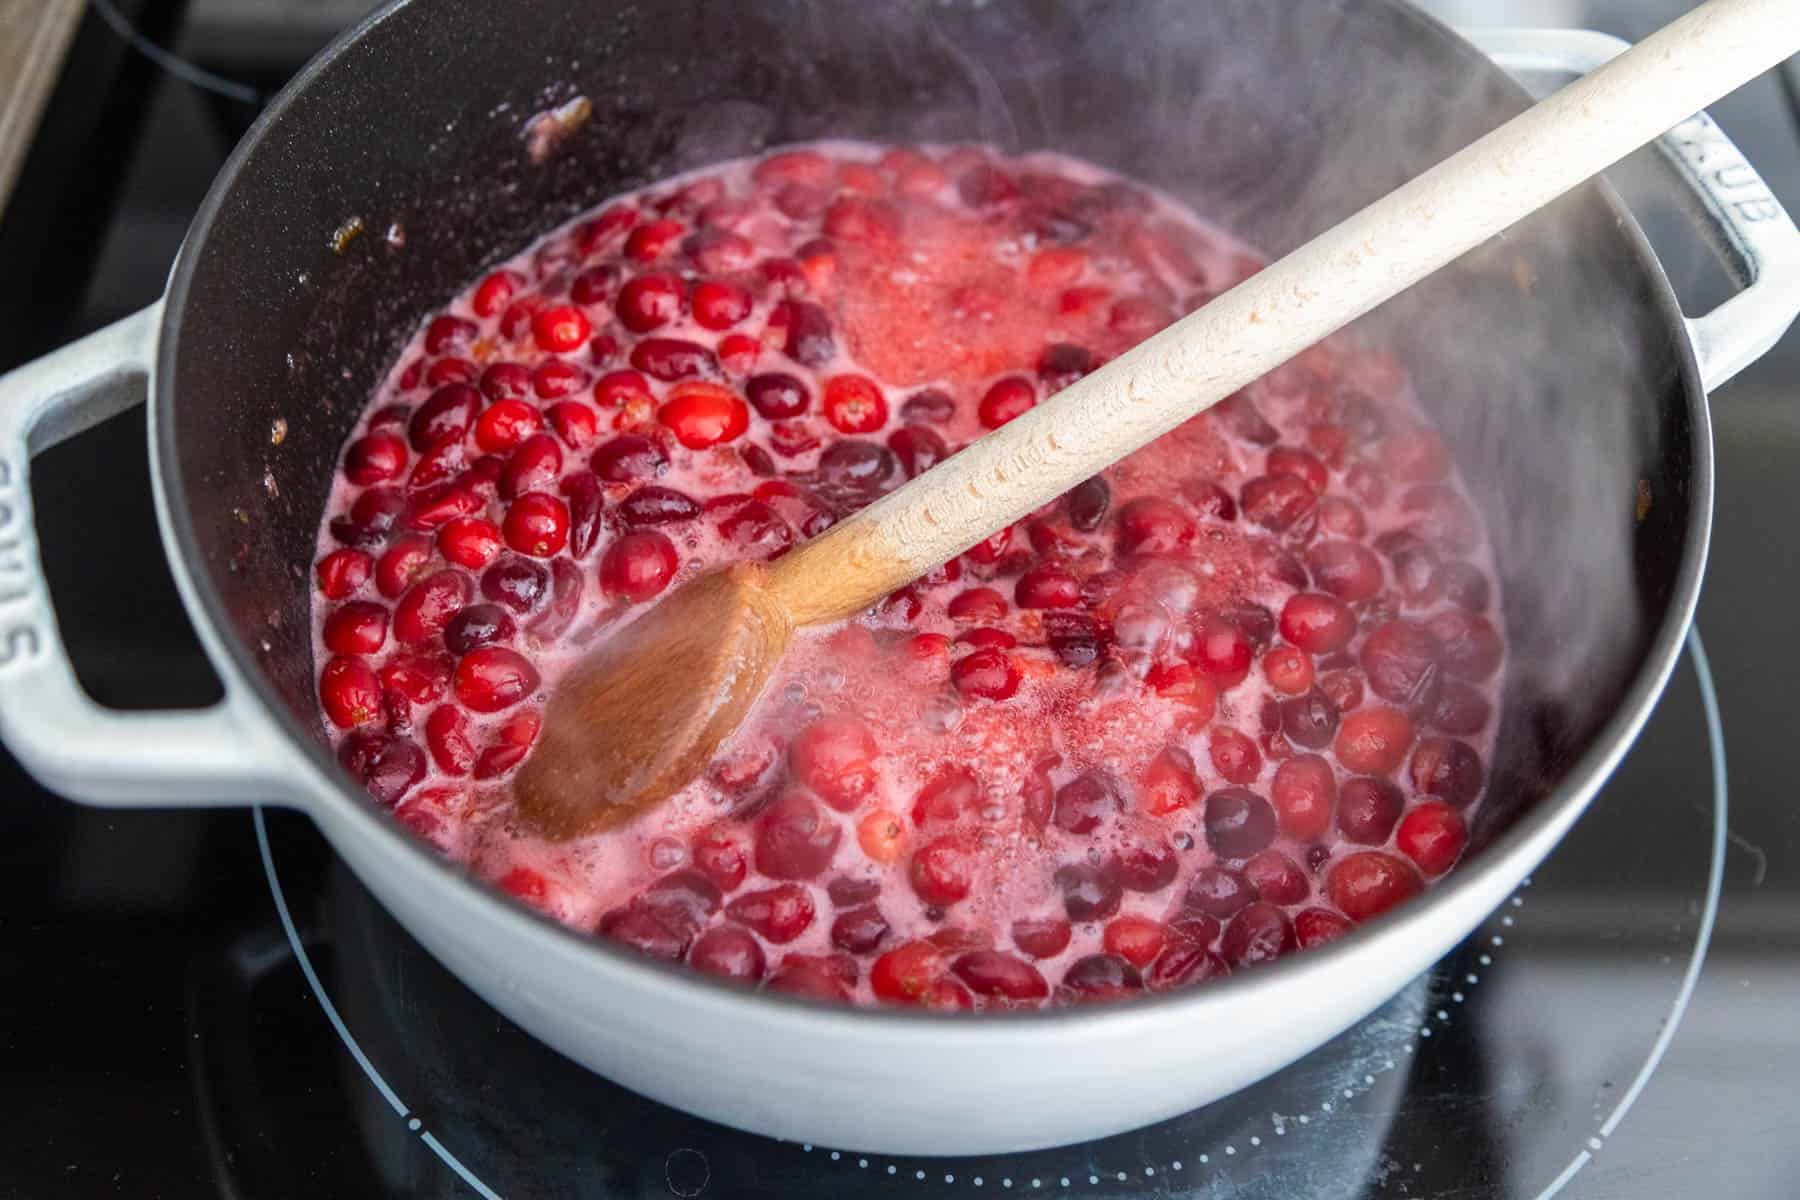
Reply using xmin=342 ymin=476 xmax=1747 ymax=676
xmin=158 ymin=0 xmax=1699 ymax=859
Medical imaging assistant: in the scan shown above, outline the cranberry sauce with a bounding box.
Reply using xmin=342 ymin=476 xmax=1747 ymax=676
xmin=310 ymin=142 xmax=1505 ymax=1011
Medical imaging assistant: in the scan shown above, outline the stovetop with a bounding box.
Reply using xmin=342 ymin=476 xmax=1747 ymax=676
xmin=2 ymin=4 xmax=1796 ymax=1198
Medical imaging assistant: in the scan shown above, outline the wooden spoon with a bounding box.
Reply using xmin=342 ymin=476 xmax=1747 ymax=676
xmin=513 ymin=0 xmax=1795 ymax=840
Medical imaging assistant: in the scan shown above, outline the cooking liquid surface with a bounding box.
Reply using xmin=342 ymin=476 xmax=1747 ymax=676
xmin=310 ymin=142 xmax=1506 ymax=1008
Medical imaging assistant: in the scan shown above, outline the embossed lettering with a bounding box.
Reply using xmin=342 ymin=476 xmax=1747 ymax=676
xmin=1732 ymin=198 xmax=1782 ymax=223
xmin=1710 ymin=162 xmax=1758 ymax=191
xmin=0 ymin=624 xmax=40 ymax=669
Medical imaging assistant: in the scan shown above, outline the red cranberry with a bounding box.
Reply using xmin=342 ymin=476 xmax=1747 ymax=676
xmin=374 ymin=536 xmax=432 ymax=599
xmin=424 ymin=704 xmax=475 ymax=774
xmin=470 ymin=400 xmax=539 ymax=455
xmin=631 ymin=337 xmax=715 ymax=381
xmin=613 ymin=272 xmax=683 ymax=333
xmin=480 ymin=362 xmax=533 ymax=404
xmin=953 ymin=951 xmax=1048 ymax=1001
xmin=887 ymin=424 xmax=949 ymax=478
xmin=443 ymin=603 xmax=515 ymax=657
xmin=1244 ymin=849 xmax=1309 ymax=905
xmin=1115 ymin=497 xmax=1194 ymax=557
xmin=1270 ymin=754 xmax=1335 ymax=841
xmin=1426 ymin=610 xmax=1503 ymax=681
xmin=1045 ymin=611 xmax=1105 ymax=668
xmin=1438 ymin=561 xmax=1491 ymax=612
xmin=1012 ymin=917 xmax=1072 ymax=959
xmin=1280 ymin=687 xmax=1341 ymax=749
xmin=1110 ymin=829 xmax=1179 ymax=892
xmin=726 ymin=883 xmax=816 ymax=943
xmin=1360 ymin=620 xmax=1442 ymax=705
xmin=622 ymin=217 xmax=684 ymax=262
xmin=870 ymin=941 xmax=947 ymax=1006
xmin=1208 ymin=727 xmax=1262 ymax=784
xmin=1140 ymin=746 xmax=1200 ymax=817
xmin=790 ymin=715 xmax=878 ymax=812
xmin=910 ymin=766 xmax=979 ymax=828
xmin=1147 ymin=941 xmax=1229 ymax=991
xmin=1397 ymin=799 xmax=1468 ymax=876
xmin=497 ymin=434 xmax=562 ymax=501
xmin=316 ymin=549 xmax=373 ymax=600
xmin=1055 ymin=862 xmax=1124 ymax=923
xmin=900 ymin=389 xmax=955 ymax=425
xmin=977 ymin=377 xmax=1036 ymax=429
xmin=555 ymin=472 xmax=606 ymax=559
xmin=660 ymin=381 xmax=749 ymax=448
xmin=407 ymin=384 xmax=481 ymax=452
xmin=1183 ymin=866 xmax=1254 ymax=919
xmin=951 ymin=647 xmax=1020 ymax=701
xmin=472 ymin=270 xmax=521 ymax=317
xmin=480 ymin=555 xmax=549 ymax=613
xmin=1014 ymin=564 xmax=1081 ymax=609
xmin=826 ymin=875 xmax=882 ymax=907
xmin=958 ymin=164 xmax=1019 ymax=207
xmin=1221 ymin=902 xmax=1296 ymax=968
xmin=337 ymin=731 xmax=425 ymax=803
xmin=1327 ymin=851 xmax=1422 ymax=922
xmin=910 ymin=834 xmax=976 ymax=905
xmin=320 ymin=657 xmax=384 ymax=729
xmin=821 ymin=375 xmax=889 ymax=435
xmin=599 ymin=906 xmax=687 ymax=961
xmin=424 ymin=314 xmax=476 ymax=356
xmin=589 ymin=434 xmax=668 ymax=483
xmin=746 ymin=373 xmax=810 ymax=420
xmin=600 ymin=531 xmax=679 ymax=601
xmin=1241 ymin=473 xmax=1318 ymax=533
xmin=1264 ymin=645 xmax=1315 ymax=694
xmin=1101 ymin=915 xmax=1167 ymax=968
xmin=531 ymin=305 xmax=591 ymax=353
xmin=403 ymin=483 xmax=482 ymax=533
xmin=1294 ymin=907 xmax=1353 ymax=949
xmin=394 ymin=570 xmax=471 ymax=646
xmin=1337 ymin=776 xmax=1404 ymax=843
xmin=690 ymin=927 xmax=766 ymax=983
xmin=1192 ymin=616 xmax=1253 ymax=686
xmin=344 ymin=432 xmax=409 ymax=486
xmin=1203 ymin=787 xmax=1276 ymax=859
xmin=322 ymin=601 xmax=389 ymax=656
xmin=1335 ymin=707 xmax=1415 ymax=775
xmin=1426 ymin=681 xmax=1491 ymax=735
xmin=1053 ymin=772 xmax=1124 ymax=835
xmin=831 ymin=905 xmax=891 ymax=954
xmin=693 ymin=824 xmax=750 ymax=892
xmin=754 ymin=295 xmax=823 ymax=363
xmin=1409 ymin=737 xmax=1485 ymax=807
xmin=690 ymin=279 xmax=751 ymax=330
xmin=499 ymin=296 xmax=544 ymax=342
xmin=1267 ymin=447 xmax=1329 ymax=493
xmin=453 ymin=646 xmax=539 ymax=712
xmin=1183 ymin=480 xmax=1238 ymax=523
xmin=756 ymin=792 xmax=842 ymax=881
xmin=503 ymin=492 xmax=569 ymax=557
xmin=1306 ymin=540 xmax=1384 ymax=603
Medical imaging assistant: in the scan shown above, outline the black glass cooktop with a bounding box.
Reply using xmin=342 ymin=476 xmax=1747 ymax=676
xmin=3 ymin=4 xmax=1797 ymax=1198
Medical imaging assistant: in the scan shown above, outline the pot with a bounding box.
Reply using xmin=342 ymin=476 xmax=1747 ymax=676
xmin=2 ymin=0 xmax=1795 ymax=1155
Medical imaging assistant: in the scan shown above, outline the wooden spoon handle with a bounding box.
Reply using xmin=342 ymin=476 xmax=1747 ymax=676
xmin=765 ymin=0 xmax=1798 ymax=628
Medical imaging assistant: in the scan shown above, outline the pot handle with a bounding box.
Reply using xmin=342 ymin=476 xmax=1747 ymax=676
xmin=1466 ymin=27 xmax=1800 ymax=393
xmin=0 ymin=304 xmax=303 ymax=807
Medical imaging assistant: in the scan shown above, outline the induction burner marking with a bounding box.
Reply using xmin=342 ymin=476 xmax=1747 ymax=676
xmin=254 ymin=630 xmax=1726 ymax=1200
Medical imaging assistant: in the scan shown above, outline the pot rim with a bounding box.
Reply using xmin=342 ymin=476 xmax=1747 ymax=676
xmin=150 ymin=0 xmax=1712 ymax=1038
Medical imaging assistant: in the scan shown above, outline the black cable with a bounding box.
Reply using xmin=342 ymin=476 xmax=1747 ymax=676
xmin=87 ymin=0 xmax=263 ymax=106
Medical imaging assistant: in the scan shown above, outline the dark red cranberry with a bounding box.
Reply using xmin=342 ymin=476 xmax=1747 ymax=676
xmin=557 ymin=472 xmax=606 ymax=559
xmin=344 ymin=433 xmax=409 ymax=486
xmin=1426 ymin=610 xmax=1503 ymax=681
xmin=1053 ymin=772 xmax=1125 ymax=835
xmin=1251 ymin=538 xmax=1309 ymax=590
xmin=1109 ymin=830 xmax=1179 ymax=893
xmin=1037 ymin=342 xmax=1098 ymax=391
xmin=337 ymin=732 xmax=425 ymax=804
xmin=479 ymin=361 xmax=533 ymax=404
xmin=952 ymin=951 xmax=1048 ymax=1001
xmin=1147 ymin=941 xmax=1229 ymax=991
xmin=408 ymin=384 xmax=481 ymax=451
xmin=1280 ymin=687 xmax=1341 ymax=749
xmin=631 ymin=337 xmax=715 ymax=381
xmin=689 ymin=927 xmax=766 ymax=983
xmin=1054 ymin=862 xmax=1124 ymax=923
xmin=1361 ymin=620 xmax=1443 ymax=704
xmin=618 ymin=485 xmax=701 ymax=526
xmin=957 ymin=164 xmax=1019 ymax=207
xmin=725 ymin=883 xmax=816 ymax=943
xmin=1012 ymin=917 xmax=1072 ymax=959
xmin=1220 ymin=600 xmax=1276 ymax=651
xmin=1214 ymin=392 xmax=1278 ymax=445
xmin=329 ymin=487 xmax=405 ymax=547
xmin=1241 ymin=473 xmax=1318 ymax=533
xmin=1045 ymin=611 xmax=1104 ymax=668
xmin=910 ymin=834 xmax=976 ymax=906
xmin=404 ymin=483 xmax=483 ymax=533
xmin=1053 ymin=954 xmax=1145 ymax=1004
xmin=816 ymin=440 xmax=899 ymax=494
xmin=1307 ymin=539 xmax=1384 ymax=602
xmin=745 ymin=372 xmax=810 ymax=419
xmin=638 ymin=869 xmax=723 ymax=938
xmin=1243 ymin=849 xmax=1309 ymax=905
xmin=499 ymin=434 xmax=563 ymax=501
xmin=599 ymin=906 xmax=687 ymax=960
xmin=1409 ymin=737 xmax=1485 ymax=807
xmin=718 ymin=501 xmax=794 ymax=557
xmin=1058 ymin=478 xmax=1108 ymax=533
xmin=755 ymin=792 xmax=841 ymax=881
xmin=1221 ymin=902 xmax=1297 ymax=968
xmin=424 ymin=314 xmax=477 ymax=356
xmin=1015 ymin=564 xmax=1081 ymax=609
xmin=1116 ymin=497 xmax=1194 ymax=557
xmin=1267 ymin=446 xmax=1329 ymax=493
xmin=480 ymin=554 xmax=550 ymax=613
xmin=1426 ymin=680 xmax=1490 ymax=735
xmin=1438 ymin=561 xmax=1491 ymax=612
xmin=1294 ymin=907 xmax=1353 ymax=949
xmin=900 ymin=388 xmax=955 ymax=425
xmin=1203 ymin=787 xmax=1276 ymax=859
xmin=827 ymin=876 xmax=882 ymax=907
xmin=1182 ymin=479 xmax=1237 ymax=523
xmin=443 ymin=603 xmax=515 ymax=657
xmin=588 ymin=434 xmax=667 ymax=483
xmin=886 ymin=425 xmax=949 ymax=479
xmin=1337 ymin=776 xmax=1404 ymax=843
xmin=778 ymin=300 xmax=836 ymax=367
xmin=532 ymin=360 xmax=590 ymax=400
xmin=1183 ymin=866 xmax=1255 ymax=919
xmin=831 ymin=905 xmax=891 ymax=954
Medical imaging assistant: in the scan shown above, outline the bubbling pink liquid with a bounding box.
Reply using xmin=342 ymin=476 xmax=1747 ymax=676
xmin=311 ymin=142 xmax=1504 ymax=1009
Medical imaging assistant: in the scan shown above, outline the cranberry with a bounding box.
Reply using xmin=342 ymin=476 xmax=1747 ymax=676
xmin=764 ymin=961 xmax=853 ymax=1002
xmin=1037 ymin=342 xmax=1098 ymax=392
xmin=1360 ymin=620 xmax=1442 ymax=705
xmin=609 ymin=272 xmax=681 ymax=333
xmin=453 ymin=646 xmax=538 ymax=712
xmin=685 ymin=279 xmax=749 ymax=331
xmin=424 ymin=315 xmax=476 ymax=356
xmin=870 ymin=941 xmax=947 ymax=1005
xmin=790 ymin=715 xmax=878 ymax=812
xmin=393 ymin=570 xmax=471 ymax=646
xmin=1214 ymin=392 xmax=1278 ymax=445
xmin=443 ymin=603 xmax=515 ymax=657
xmin=821 ymin=375 xmax=889 ymax=434
xmin=337 ymin=731 xmax=426 ymax=803
xmin=977 ymin=377 xmax=1036 ymax=429
xmin=1264 ymin=645 xmax=1314 ymax=694
xmin=621 ymin=217 xmax=684 ymax=262
xmin=953 ymin=951 xmax=1048 ymax=1001
xmin=1335 ymin=706 xmax=1414 ymax=775
xmin=1438 ymin=561 xmax=1491 ymax=612
xmin=1240 ymin=473 xmax=1318 ymax=533
xmin=599 ymin=906 xmax=687 ymax=960
xmin=1192 ymin=616 xmax=1253 ymax=686
xmin=472 ymin=270 xmax=521 ymax=317
xmin=1207 ymin=727 xmax=1261 ymax=784
xmin=1203 ymin=787 xmax=1275 ymax=859
xmin=1055 ymin=862 xmax=1124 ymax=923
xmin=816 ymin=440 xmax=899 ymax=493
xmin=855 ymin=808 xmax=908 ymax=865
xmin=910 ymin=766 xmax=979 ymax=827
xmin=1244 ymin=849 xmax=1309 ymax=905
xmin=1053 ymin=772 xmax=1124 ymax=835
xmin=1045 ymin=611 xmax=1105 ymax=669
xmin=587 ymin=435 xmax=666 ymax=484
xmin=1270 ymin=754 xmax=1335 ymax=841
xmin=1426 ymin=610 xmax=1503 ymax=681
xmin=755 ymin=792 xmax=842 ymax=881
xmin=1306 ymin=540 xmax=1384 ymax=603
xmin=480 ymin=555 xmax=549 ymax=613
xmin=1327 ymin=851 xmax=1422 ymax=922
xmin=900 ymin=389 xmax=955 ymax=425
xmin=1058 ymin=954 xmax=1147 ymax=1003
xmin=530 ymin=305 xmax=591 ymax=354
xmin=1115 ymin=497 xmax=1194 ymax=557
xmin=693 ymin=824 xmax=750 ymax=892
xmin=887 ymin=425 xmax=949 ymax=478
xmin=831 ymin=905 xmax=891 ymax=954
xmin=600 ymin=531 xmax=678 ymax=601
xmin=958 ymin=164 xmax=1019 ymax=207
xmin=494 ymin=434 xmax=560 ymax=501
xmin=1280 ymin=687 xmax=1340 ymax=750
xmin=744 ymin=373 xmax=809 ymax=420
xmin=424 ymin=705 xmax=475 ymax=774
xmin=1267 ymin=446 xmax=1329 ymax=493
xmin=407 ymin=384 xmax=480 ymax=452
xmin=1012 ymin=916 xmax=1072 ymax=959
xmin=1146 ymin=939 xmax=1229 ymax=991
xmin=549 ymin=473 xmax=602 ymax=560
xmin=322 ymin=601 xmax=389 ymax=655
xmin=826 ymin=875 xmax=882 ymax=907
xmin=776 ymin=300 xmax=836 ymax=367
xmin=1426 ymin=681 xmax=1491 ymax=735
xmin=951 ymin=647 xmax=1020 ymax=700
xmin=1379 ymin=427 xmax=1451 ymax=483
xmin=910 ymin=834 xmax=976 ymax=905
xmin=725 ymin=883 xmax=816 ymax=944
xmin=1294 ymin=907 xmax=1353 ymax=949
xmin=1337 ymin=776 xmax=1403 ymax=843
xmin=1139 ymin=746 xmax=1201 ymax=817
xmin=1110 ymin=829 xmax=1179 ymax=892
xmin=1409 ymin=737 xmax=1485 ymax=807
xmin=1184 ymin=866 xmax=1255 ymax=919
xmin=1175 ymin=481 xmax=1234 ymax=525
xmin=344 ymin=432 xmax=409 ymax=486
xmin=370 ymin=538 xmax=428 ymax=603
xmin=1397 ymin=799 xmax=1468 ymax=876
xmin=400 ymin=483 xmax=480 ymax=533
xmin=502 ymin=492 xmax=569 ymax=557
xmin=690 ymin=927 xmax=766 ymax=983
xmin=480 ymin=362 xmax=533 ymax=404
xmin=1221 ymin=902 xmax=1297 ymax=968
xmin=1014 ymin=563 xmax=1081 ymax=610
xmin=659 ymin=381 xmax=749 ymax=448
xmin=320 ymin=656 xmax=384 ymax=728
xmin=317 ymin=548 xmax=373 ymax=600
xmin=631 ymin=337 xmax=715 ymax=381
